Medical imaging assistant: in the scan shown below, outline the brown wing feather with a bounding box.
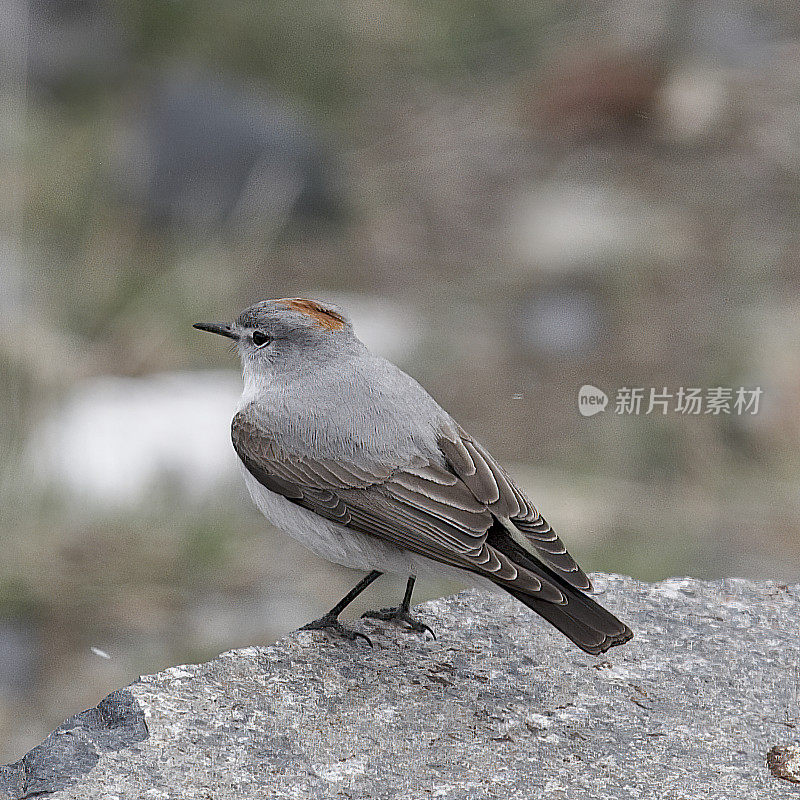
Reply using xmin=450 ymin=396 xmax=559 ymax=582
xmin=438 ymin=425 xmax=591 ymax=590
xmin=231 ymin=406 xmax=563 ymax=602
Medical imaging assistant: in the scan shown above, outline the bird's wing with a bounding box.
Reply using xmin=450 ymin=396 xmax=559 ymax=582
xmin=231 ymin=406 xmax=565 ymax=603
xmin=438 ymin=424 xmax=591 ymax=590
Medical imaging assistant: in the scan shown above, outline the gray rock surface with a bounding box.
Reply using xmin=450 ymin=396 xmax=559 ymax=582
xmin=2 ymin=574 xmax=798 ymax=799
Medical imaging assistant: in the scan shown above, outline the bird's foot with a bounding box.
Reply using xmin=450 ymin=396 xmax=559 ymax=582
xmin=299 ymin=613 xmax=372 ymax=646
xmin=361 ymin=606 xmax=436 ymax=639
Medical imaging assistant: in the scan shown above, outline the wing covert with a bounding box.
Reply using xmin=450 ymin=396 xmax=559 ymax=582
xmin=438 ymin=424 xmax=592 ymax=590
xmin=231 ymin=406 xmax=565 ymax=602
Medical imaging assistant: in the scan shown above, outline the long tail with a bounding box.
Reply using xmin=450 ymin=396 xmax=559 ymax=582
xmin=490 ymin=529 xmax=633 ymax=655
xmin=505 ymin=582 xmax=633 ymax=655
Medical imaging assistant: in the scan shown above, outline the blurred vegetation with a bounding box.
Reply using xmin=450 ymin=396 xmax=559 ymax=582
xmin=2 ymin=0 xmax=800 ymax=764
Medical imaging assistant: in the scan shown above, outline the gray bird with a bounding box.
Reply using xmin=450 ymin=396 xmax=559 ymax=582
xmin=194 ymin=298 xmax=632 ymax=654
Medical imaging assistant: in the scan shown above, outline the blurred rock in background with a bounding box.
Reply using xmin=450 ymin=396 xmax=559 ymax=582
xmin=26 ymin=0 xmax=131 ymax=93
xmin=2 ymin=0 xmax=800 ymax=765
xmin=116 ymin=71 xmax=341 ymax=234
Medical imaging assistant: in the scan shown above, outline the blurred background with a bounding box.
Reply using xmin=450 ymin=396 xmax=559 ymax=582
xmin=2 ymin=0 xmax=800 ymax=762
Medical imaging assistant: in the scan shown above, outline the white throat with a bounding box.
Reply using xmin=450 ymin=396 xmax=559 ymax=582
xmin=238 ymin=362 xmax=273 ymax=409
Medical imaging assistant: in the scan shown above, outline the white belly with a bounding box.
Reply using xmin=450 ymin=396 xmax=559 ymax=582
xmin=240 ymin=465 xmax=496 ymax=589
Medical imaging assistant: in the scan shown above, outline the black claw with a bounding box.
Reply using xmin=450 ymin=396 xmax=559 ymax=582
xmin=300 ymin=614 xmax=373 ymax=646
xmin=362 ymin=607 xmax=436 ymax=639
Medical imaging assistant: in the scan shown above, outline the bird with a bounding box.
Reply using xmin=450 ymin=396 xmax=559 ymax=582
xmin=194 ymin=298 xmax=633 ymax=654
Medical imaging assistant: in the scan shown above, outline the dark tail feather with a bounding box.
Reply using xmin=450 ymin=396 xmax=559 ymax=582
xmin=487 ymin=525 xmax=632 ymax=655
xmin=505 ymin=582 xmax=633 ymax=655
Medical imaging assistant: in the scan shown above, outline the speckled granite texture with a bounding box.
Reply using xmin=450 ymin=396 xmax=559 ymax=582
xmin=2 ymin=574 xmax=798 ymax=799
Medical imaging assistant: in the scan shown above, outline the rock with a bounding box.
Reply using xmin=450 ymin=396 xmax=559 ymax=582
xmin=0 ymin=690 xmax=147 ymax=799
xmin=656 ymin=65 xmax=733 ymax=145
xmin=26 ymin=0 xmax=130 ymax=92
xmin=509 ymin=182 xmax=695 ymax=274
xmin=2 ymin=574 xmax=798 ymax=799
xmin=0 ymin=619 xmax=40 ymax=698
xmin=118 ymin=71 xmax=340 ymax=232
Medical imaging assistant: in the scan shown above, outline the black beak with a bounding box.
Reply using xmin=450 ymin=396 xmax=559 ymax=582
xmin=193 ymin=322 xmax=239 ymax=340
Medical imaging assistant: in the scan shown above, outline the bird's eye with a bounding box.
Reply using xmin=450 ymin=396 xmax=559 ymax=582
xmin=252 ymin=330 xmax=271 ymax=347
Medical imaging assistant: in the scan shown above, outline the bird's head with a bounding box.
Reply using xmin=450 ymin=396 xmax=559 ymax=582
xmin=194 ymin=298 xmax=362 ymax=383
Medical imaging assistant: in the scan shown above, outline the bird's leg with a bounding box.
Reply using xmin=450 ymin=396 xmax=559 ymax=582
xmin=300 ymin=570 xmax=383 ymax=646
xmin=362 ymin=575 xmax=435 ymax=638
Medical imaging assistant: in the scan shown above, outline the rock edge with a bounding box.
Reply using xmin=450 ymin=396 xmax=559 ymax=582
xmin=2 ymin=574 xmax=798 ymax=800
